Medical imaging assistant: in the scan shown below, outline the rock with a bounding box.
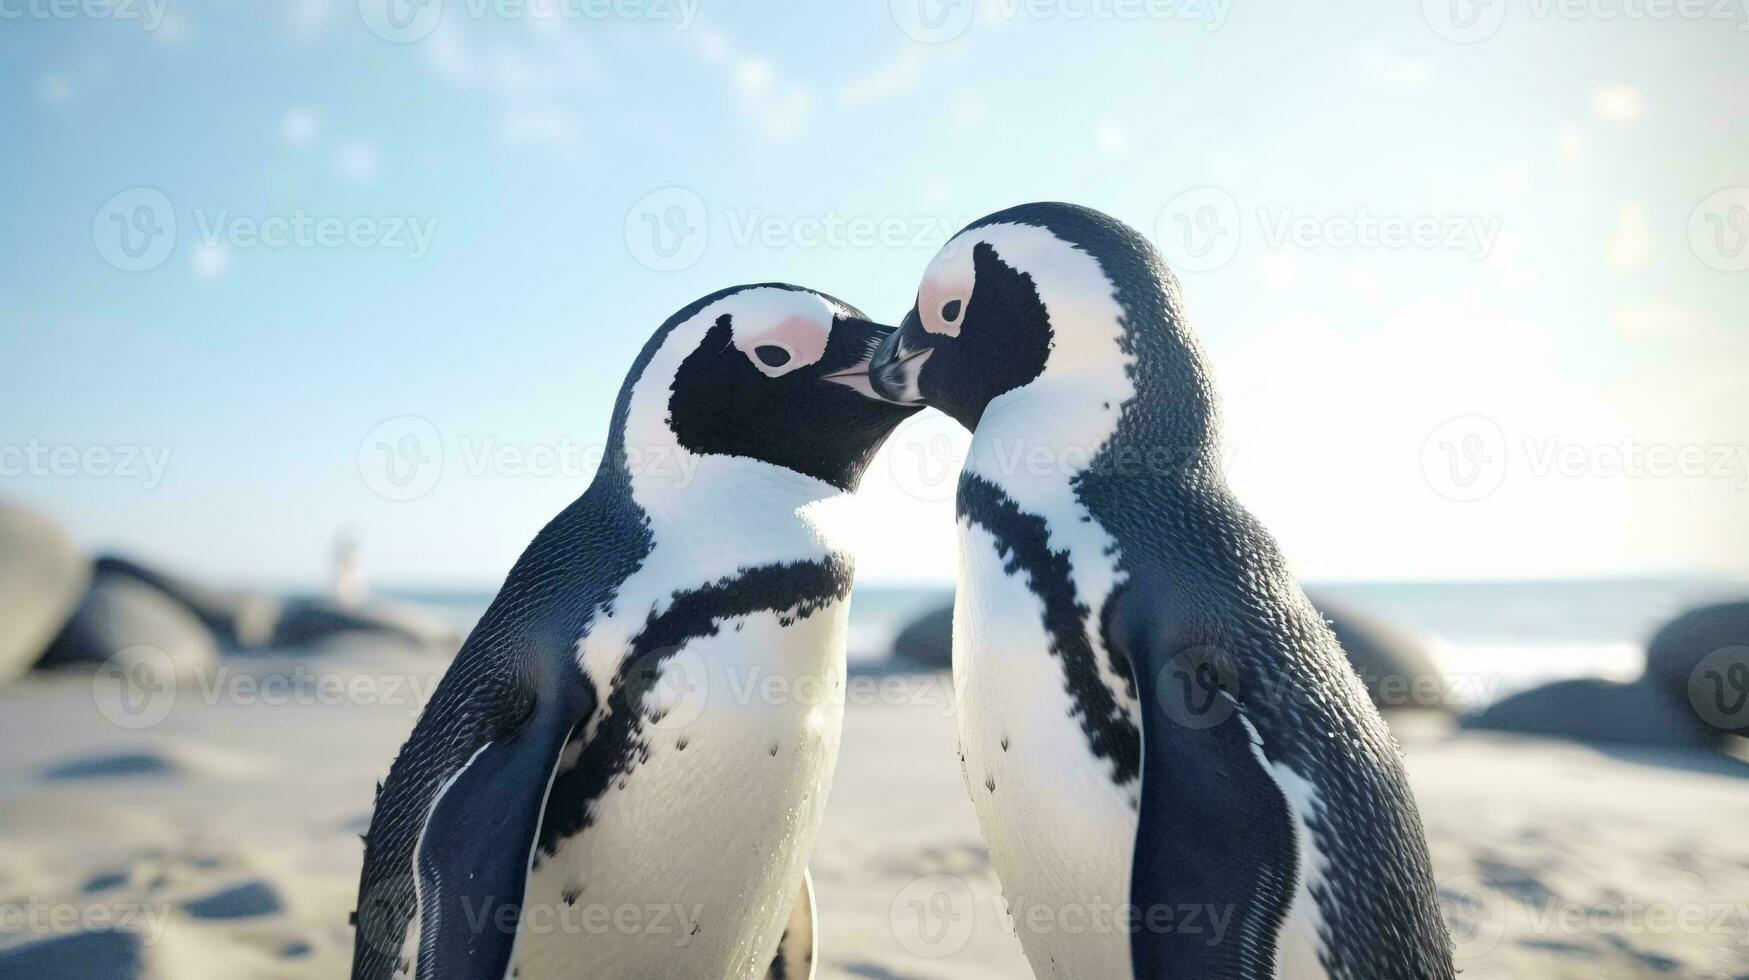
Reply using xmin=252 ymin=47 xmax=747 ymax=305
xmin=891 ymin=603 xmax=953 ymax=668
xmin=93 ymin=555 xmax=281 ymax=651
xmin=43 ymin=752 xmax=179 ymax=780
xmin=182 ymin=880 xmax=282 ymax=920
xmin=1643 ymin=600 xmax=1749 ymax=736
xmin=1461 ymin=678 xmax=1719 ymax=747
xmin=0 ymin=502 xmax=90 ymax=684
xmin=0 ymin=928 xmax=143 ymax=980
xmin=269 ymin=597 xmax=458 ymax=652
xmin=37 ymin=573 xmax=217 ymax=682
xmin=1310 ymin=595 xmax=1452 ymax=712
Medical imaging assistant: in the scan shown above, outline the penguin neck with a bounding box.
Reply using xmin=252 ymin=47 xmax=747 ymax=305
xmin=605 ymin=413 xmax=845 ymax=569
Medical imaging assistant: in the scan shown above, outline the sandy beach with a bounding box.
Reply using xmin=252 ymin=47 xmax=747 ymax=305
xmin=3 ymin=638 xmax=1746 ymax=979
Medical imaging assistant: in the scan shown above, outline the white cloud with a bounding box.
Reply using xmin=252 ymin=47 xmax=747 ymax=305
xmin=192 ymin=244 xmax=229 ymax=280
xmin=281 ymin=108 xmax=319 ymax=147
xmin=332 ymin=141 xmax=382 ymax=183
xmin=1592 ymin=85 xmax=1644 ymax=124
xmin=1095 ymin=120 xmax=1128 ymax=155
xmin=734 ymin=59 xmax=774 ymax=97
xmin=1557 ymin=126 xmax=1583 ymax=161
xmin=1606 ymin=203 xmax=1649 ymax=268
xmin=838 ymin=49 xmax=926 ymax=109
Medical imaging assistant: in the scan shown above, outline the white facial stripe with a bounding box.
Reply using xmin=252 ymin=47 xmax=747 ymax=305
xmin=918 ymin=243 xmax=974 ymax=337
xmin=722 ymin=286 xmax=838 ymax=376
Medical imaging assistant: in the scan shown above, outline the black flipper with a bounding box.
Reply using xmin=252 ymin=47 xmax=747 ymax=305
xmin=413 ymin=685 xmax=580 ymax=980
xmin=1114 ymin=588 xmax=1300 ymax=980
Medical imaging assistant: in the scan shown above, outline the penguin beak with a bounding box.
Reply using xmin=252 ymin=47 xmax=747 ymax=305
xmin=821 ymin=316 xmax=900 ymax=401
xmin=868 ymin=309 xmax=933 ymax=406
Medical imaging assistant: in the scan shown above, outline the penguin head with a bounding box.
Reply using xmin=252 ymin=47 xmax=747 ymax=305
xmin=870 ymin=202 xmax=1198 ymax=433
xmin=615 ymin=284 xmax=920 ymax=492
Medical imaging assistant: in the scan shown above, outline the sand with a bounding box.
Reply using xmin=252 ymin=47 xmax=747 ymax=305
xmin=2 ymin=647 xmax=1747 ymax=978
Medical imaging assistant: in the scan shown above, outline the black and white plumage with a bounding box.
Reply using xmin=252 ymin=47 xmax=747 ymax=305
xmin=870 ymin=204 xmax=1453 ymax=979
xmin=350 ymin=284 xmax=917 ymax=980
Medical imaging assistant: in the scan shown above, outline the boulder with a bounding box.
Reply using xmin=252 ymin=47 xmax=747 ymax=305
xmin=1461 ymin=677 xmax=1719 ymax=747
xmin=1310 ymin=595 xmax=1451 ymax=712
xmin=0 ymin=502 xmax=90 ymax=684
xmin=0 ymin=928 xmax=143 ymax=980
xmin=269 ymin=597 xmax=458 ymax=652
xmin=37 ymin=573 xmax=218 ymax=682
xmin=891 ymin=603 xmax=953 ymax=669
xmin=1643 ymin=600 xmax=1749 ymax=736
xmin=93 ymin=555 xmax=281 ymax=651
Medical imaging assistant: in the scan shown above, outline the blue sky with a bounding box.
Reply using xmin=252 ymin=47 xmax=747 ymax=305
xmin=2 ymin=0 xmax=1746 ymax=588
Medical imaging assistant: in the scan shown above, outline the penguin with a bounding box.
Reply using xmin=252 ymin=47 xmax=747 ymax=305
xmin=351 ymin=284 xmax=918 ymax=980
xmin=868 ymin=204 xmax=1453 ymax=979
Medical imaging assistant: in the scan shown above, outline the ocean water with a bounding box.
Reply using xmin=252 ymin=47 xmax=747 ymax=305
xmin=388 ymin=577 xmax=1749 ymax=708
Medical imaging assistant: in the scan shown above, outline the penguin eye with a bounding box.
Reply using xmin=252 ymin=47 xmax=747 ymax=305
xmin=941 ymin=299 xmax=962 ymax=323
xmin=753 ymin=345 xmax=792 ymax=368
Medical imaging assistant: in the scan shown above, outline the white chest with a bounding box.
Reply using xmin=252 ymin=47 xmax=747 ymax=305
xmin=515 ymin=601 xmax=848 ymax=980
xmin=954 ymin=522 xmax=1139 ymax=980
